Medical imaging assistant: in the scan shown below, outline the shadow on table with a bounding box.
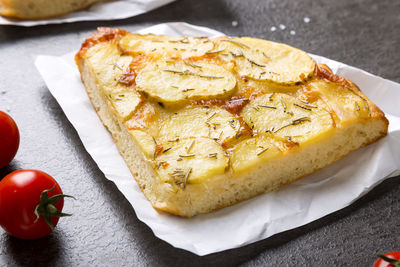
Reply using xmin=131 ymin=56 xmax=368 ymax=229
xmin=2 ymin=233 xmax=63 ymax=267
xmin=0 ymin=0 xmax=234 ymax=42
xmin=0 ymin=162 xmax=21 ymax=181
xmin=36 ymin=80 xmax=400 ymax=267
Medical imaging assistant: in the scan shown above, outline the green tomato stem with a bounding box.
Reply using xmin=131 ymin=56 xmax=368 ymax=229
xmin=34 ymin=184 xmax=75 ymax=231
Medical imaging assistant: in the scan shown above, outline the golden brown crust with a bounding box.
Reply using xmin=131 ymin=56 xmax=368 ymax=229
xmin=76 ymin=27 xmax=128 ymax=65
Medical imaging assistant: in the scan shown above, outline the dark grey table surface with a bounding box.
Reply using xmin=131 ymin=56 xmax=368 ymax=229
xmin=0 ymin=0 xmax=399 ymax=266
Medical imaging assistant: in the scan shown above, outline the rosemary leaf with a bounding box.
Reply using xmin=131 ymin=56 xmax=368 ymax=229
xmin=221 ymin=39 xmax=250 ymax=49
xmin=293 ymin=103 xmax=312 ymax=111
xmin=257 ymin=147 xmax=269 ymax=156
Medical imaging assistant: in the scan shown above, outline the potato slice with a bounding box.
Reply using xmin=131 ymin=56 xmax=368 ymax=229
xmin=158 ymin=106 xmax=240 ymax=144
xmin=118 ymin=34 xmax=214 ymax=58
xmin=217 ymin=37 xmax=315 ymax=85
xmin=129 ymin=130 xmax=156 ymax=159
xmin=156 ymin=137 xmax=228 ymax=185
xmin=241 ymin=93 xmax=333 ymax=144
xmin=231 ymin=134 xmax=283 ymax=173
xmin=308 ymin=80 xmax=370 ymax=124
xmin=84 ymin=42 xmax=133 ymax=94
xmin=136 ymin=59 xmax=236 ymax=104
xmin=108 ymin=91 xmax=141 ymax=121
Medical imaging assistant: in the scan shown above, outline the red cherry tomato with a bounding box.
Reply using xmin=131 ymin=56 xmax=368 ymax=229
xmin=0 ymin=111 xmax=20 ymax=169
xmin=0 ymin=169 xmax=73 ymax=240
xmin=373 ymin=252 xmax=400 ymax=267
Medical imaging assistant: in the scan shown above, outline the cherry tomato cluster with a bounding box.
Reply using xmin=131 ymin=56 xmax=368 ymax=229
xmin=0 ymin=111 xmax=73 ymax=240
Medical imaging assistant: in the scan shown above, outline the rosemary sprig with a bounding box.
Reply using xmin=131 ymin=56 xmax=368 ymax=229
xmin=268 ymin=92 xmax=275 ymax=102
xmin=230 ymin=51 xmax=245 ymax=58
xmin=183 ymin=167 xmax=192 ymax=189
xmin=208 ymin=153 xmax=218 ymax=159
xmin=163 ymin=69 xmax=223 ymax=80
xmin=157 ymin=162 xmax=164 ymax=169
xmin=247 ymin=58 xmax=266 ymax=68
xmin=280 ymin=97 xmax=287 ymax=112
xmin=113 ymin=63 xmax=123 ymax=71
xmin=274 ymin=117 xmax=311 ymax=133
xmin=168 ymin=38 xmax=189 ymax=44
xmin=262 ymin=52 xmax=270 ymax=60
xmin=258 ymin=105 xmax=277 ymax=109
xmin=178 ymin=154 xmax=195 ymax=158
xmin=293 ymin=103 xmax=312 ymax=111
xmin=299 ymin=99 xmax=318 ymax=109
xmin=163 ymin=69 xmax=188 ymax=75
xmin=198 ymin=75 xmax=224 ymax=79
xmin=207 ymin=112 xmax=217 ymax=120
xmin=206 ymin=49 xmax=225 ymax=54
xmin=184 ymin=61 xmax=202 ymax=69
xmin=221 ymin=39 xmax=250 ymax=49
xmin=213 ymin=131 xmax=224 ymax=141
xmin=292 ymin=117 xmax=311 ymax=125
xmin=257 ymin=147 xmax=269 ymax=156
xmin=187 ymin=140 xmax=195 ymax=153
xmin=162 ymin=147 xmax=172 ymax=153
xmin=229 ymin=119 xmax=236 ymax=129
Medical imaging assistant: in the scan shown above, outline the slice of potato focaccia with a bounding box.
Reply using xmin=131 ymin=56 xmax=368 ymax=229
xmin=0 ymin=0 xmax=106 ymax=20
xmin=75 ymin=28 xmax=388 ymax=217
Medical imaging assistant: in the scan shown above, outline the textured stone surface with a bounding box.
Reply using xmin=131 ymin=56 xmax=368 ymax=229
xmin=0 ymin=0 xmax=399 ymax=266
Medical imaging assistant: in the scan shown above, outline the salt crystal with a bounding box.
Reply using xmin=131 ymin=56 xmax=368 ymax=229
xmin=304 ymin=17 xmax=311 ymax=23
xmin=232 ymin=21 xmax=238 ymax=27
xmin=270 ymin=26 xmax=277 ymax=32
xmin=290 ymin=30 xmax=296 ymax=35
xmin=279 ymin=24 xmax=286 ymax=30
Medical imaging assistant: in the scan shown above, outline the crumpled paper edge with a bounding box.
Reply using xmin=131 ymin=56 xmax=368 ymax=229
xmin=34 ymin=22 xmax=400 ymax=256
xmin=0 ymin=0 xmax=175 ymax=27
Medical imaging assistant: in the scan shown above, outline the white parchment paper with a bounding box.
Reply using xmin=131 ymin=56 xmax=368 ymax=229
xmin=34 ymin=23 xmax=400 ymax=256
xmin=0 ymin=0 xmax=175 ymax=27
